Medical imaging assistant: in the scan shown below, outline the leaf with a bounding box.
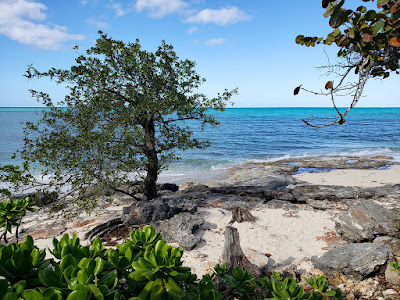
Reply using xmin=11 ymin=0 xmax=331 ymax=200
xmin=371 ymin=20 xmax=385 ymax=35
xmin=377 ymin=0 xmax=390 ymax=9
xmin=94 ymin=257 xmax=104 ymax=276
xmin=0 ymin=279 xmax=8 ymax=296
xmin=361 ymin=33 xmax=373 ymax=42
xmin=66 ymin=290 xmax=88 ymax=300
xmin=22 ymin=290 xmax=44 ymax=300
xmin=3 ymin=292 xmax=19 ymax=300
xmin=164 ymin=277 xmax=184 ymax=299
xmin=39 ymin=269 xmax=62 ymax=288
xmin=150 ymin=278 xmax=163 ymax=300
xmin=293 ymin=85 xmax=301 ymax=96
xmin=389 ymin=36 xmax=400 ymax=47
xmin=325 ymin=81 xmax=333 ymax=89
xmin=332 ymin=28 xmax=341 ymax=37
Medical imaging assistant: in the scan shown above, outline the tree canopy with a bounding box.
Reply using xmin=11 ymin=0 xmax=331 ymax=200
xmin=17 ymin=32 xmax=237 ymax=208
xmin=294 ymin=0 xmax=400 ymax=127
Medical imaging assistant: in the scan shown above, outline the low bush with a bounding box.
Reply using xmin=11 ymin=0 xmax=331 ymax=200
xmin=0 ymin=226 xmax=342 ymax=299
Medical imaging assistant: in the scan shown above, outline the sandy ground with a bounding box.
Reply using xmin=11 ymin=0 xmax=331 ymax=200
xmin=182 ymin=207 xmax=339 ymax=277
xmin=19 ymin=203 xmax=340 ymax=277
xmin=293 ymin=165 xmax=400 ymax=187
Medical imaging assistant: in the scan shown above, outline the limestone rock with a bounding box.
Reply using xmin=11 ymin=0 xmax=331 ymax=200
xmin=335 ymin=200 xmax=400 ymax=242
xmin=152 ymin=212 xmax=204 ymax=250
xmin=291 ymin=185 xmax=364 ymax=203
xmin=312 ymin=243 xmax=391 ymax=279
xmin=385 ymin=262 xmax=400 ymax=285
xmin=373 ymin=236 xmax=400 ymax=257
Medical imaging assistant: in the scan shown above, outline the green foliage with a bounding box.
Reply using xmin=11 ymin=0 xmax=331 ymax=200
xmin=0 ymin=226 xmax=341 ymax=300
xmin=294 ymin=0 xmax=400 ymax=127
xmin=20 ymin=31 xmax=237 ymax=205
xmin=390 ymin=261 xmax=400 ymax=272
xmin=0 ymin=163 xmax=33 ymax=198
xmin=50 ymin=233 xmax=105 ymax=260
xmin=0 ymin=197 xmax=36 ymax=243
xmin=296 ymin=0 xmax=400 ymax=79
xmin=0 ymin=236 xmax=49 ymax=288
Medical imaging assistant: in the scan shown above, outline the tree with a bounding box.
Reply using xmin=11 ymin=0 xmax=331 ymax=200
xmin=294 ymin=0 xmax=400 ymax=127
xmin=20 ymin=32 xmax=237 ymax=207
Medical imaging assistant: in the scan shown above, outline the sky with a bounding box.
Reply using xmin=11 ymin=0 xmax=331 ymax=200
xmin=0 ymin=0 xmax=398 ymax=108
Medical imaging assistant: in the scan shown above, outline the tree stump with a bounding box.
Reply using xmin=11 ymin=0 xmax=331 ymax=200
xmin=229 ymin=206 xmax=255 ymax=224
xmin=222 ymin=226 xmax=261 ymax=277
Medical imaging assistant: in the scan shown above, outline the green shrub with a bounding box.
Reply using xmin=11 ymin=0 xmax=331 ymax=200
xmin=0 ymin=226 xmax=342 ymax=300
xmin=0 ymin=197 xmax=36 ymax=243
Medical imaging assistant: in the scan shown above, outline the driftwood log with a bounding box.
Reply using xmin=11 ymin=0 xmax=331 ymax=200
xmin=222 ymin=226 xmax=261 ymax=277
xmin=229 ymin=206 xmax=255 ymax=224
xmin=84 ymin=217 xmax=123 ymax=242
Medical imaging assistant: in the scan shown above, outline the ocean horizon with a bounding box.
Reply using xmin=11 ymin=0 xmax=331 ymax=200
xmin=1 ymin=107 xmax=400 ymax=183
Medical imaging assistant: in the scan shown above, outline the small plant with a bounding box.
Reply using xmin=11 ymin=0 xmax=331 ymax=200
xmin=305 ymin=276 xmax=338 ymax=298
xmin=50 ymin=233 xmax=105 ymax=260
xmin=391 ymin=261 xmax=400 ymax=272
xmin=0 ymin=236 xmax=49 ymax=287
xmin=0 ymin=197 xmax=36 ymax=243
xmin=129 ymin=239 xmax=194 ymax=299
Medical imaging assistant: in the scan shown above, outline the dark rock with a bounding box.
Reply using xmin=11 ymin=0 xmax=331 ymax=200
xmin=14 ymin=191 xmax=59 ymax=207
xmin=179 ymin=184 xmax=209 ymax=193
xmin=312 ymin=243 xmax=391 ymax=279
xmin=335 ymin=200 xmax=400 ymax=242
xmin=201 ymin=193 xmax=262 ymax=210
xmin=121 ymin=197 xmax=200 ymax=225
xmin=158 ymin=183 xmax=179 ymax=192
xmin=152 ymin=213 xmax=204 ymax=250
xmin=34 ymin=191 xmax=59 ymax=206
xmin=209 ymin=185 xmax=294 ymax=202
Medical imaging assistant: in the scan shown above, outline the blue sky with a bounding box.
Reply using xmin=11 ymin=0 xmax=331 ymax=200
xmin=0 ymin=0 xmax=398 ymax=107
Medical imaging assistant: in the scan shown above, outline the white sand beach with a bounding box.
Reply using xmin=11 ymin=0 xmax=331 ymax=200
xmin=294 ymin=165 xmax=400 ymax=187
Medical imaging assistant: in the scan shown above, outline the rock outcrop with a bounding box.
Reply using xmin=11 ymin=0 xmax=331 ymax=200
xmin=335 ymin=200 xmax=400 ymax=242
xmin=312 ymin=243 xmax=392 ymax=279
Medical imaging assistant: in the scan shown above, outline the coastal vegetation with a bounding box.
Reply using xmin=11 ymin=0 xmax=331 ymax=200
xmin=2 ymin=32 xmax=237 ymax=208
xmin=294 ymin=0 xmax=400 ymax=127
xmin=0 ymin=226 xmax=342 ymax=300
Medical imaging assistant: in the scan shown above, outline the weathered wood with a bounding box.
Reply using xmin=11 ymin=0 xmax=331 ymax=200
xmin=222 ymin=226 xmax=261 ymax=277
xmin=229 ymin=206 xmax=255 ymax=224
xmin=84 ymin=217 xmax=123 ymax=242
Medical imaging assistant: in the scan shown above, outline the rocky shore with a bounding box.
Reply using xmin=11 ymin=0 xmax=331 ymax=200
xmin=14 ymin=155 xmax=400 ymax=299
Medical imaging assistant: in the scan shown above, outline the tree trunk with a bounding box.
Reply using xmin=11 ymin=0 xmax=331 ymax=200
xmin=229 ymin=206 xmax=255 ymax=224
xmin=143 ymin=117 xmax=159 ymax=200
xmin=222 ymin=226 xmax=261 ymax=277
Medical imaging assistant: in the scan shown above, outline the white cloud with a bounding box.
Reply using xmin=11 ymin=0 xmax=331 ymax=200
xmin=187 ymin=25 xmax=198 ymax=35
xmin=135 ymin=0 xmax=188 ymax=18
xmin=80 ymin=0 xmax=89 ymax=6
xmin=205 ymin=38 xmax=225 ymax=46
xmin=108 ymin=2 xmax=129 ymax=17
xmin=86 ymin=18 xmax=109 ymax=29
xmin=185 ymin=6 xmax=251 ymax=25
xmin=0 ymin=0 xmax=84 ymax=50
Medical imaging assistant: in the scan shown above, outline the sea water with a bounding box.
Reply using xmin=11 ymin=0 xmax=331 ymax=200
xmin=1 ymin=107 xmax=399 ymax=183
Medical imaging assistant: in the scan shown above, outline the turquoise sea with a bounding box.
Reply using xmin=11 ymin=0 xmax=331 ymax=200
xmin=1 ymin=107 xmax=400 ymax=182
